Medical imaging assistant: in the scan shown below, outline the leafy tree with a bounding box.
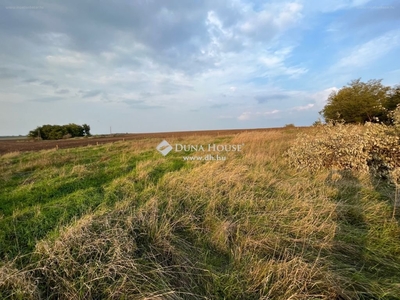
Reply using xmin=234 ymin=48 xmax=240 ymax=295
xmin=82 ymin=124 xmax=91 ymax=136
xmin=320 ymin=78 xmax=394 ymax=124
xmin=39 ymin=124 xmax=55 ymax=140
xmin=65 ymin=123 xmax=84 ymax=137
xmin=28 ymin=127 xmax=41 ymax=139
xmin=51 ymin=125 xmax=69 ymax=140
xmin=28 ymin=123 xmax=91 ymax=140
xmin=385 ymin=85 xmax=400 ymax=111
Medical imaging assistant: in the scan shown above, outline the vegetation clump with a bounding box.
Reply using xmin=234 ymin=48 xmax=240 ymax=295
xmin=320 ymin=78 xmax=400 ymax=124
xmin=287 ymin=106 xmax=400 ymax=184
xmin=28 ymin=123 xmax=91 ymax=140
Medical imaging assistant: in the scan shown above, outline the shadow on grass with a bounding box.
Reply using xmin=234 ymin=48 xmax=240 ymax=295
xmin=326 ymin=170 xmax=367 ymax=267
xmin=326 ymin=170 xmax=400 ymax=299
xmin=368 ymin=175 xmax=400 ymax=221
xmin=325 ymin=170 xmax=375 ymax=298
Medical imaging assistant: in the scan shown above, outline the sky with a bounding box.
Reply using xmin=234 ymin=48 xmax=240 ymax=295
xmin=1 ymin=0 xmax=400 ymax=135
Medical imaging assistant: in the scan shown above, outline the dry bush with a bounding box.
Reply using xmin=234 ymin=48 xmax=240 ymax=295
xmin=285 ymin=121 xmax=400 ymax=183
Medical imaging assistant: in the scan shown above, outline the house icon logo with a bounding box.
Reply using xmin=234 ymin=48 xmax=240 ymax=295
xmin=156 ymin=140 xmax=173 ymax=156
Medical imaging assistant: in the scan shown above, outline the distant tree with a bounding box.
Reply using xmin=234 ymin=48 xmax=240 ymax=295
xmin=320 ymin=78 xmax=394 ymax=124
xmin=39 ymin=124 xmax=54 ymax=140
xmin=47 ymin=125 xmax=67 ymax=140
xmin=28 ymin=123 xmax=91 ymax=140
xmin=65 ymin=123 xmax=84 ymax=137
xmin=82 ymin=124 xmax=91 ymax=136
xmin=28 ymin=127 xmax=41 ymax=139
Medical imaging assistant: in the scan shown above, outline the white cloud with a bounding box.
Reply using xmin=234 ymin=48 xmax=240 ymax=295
xmin=260 ymin=55 xmax=283 ymax=68
xmin=240 ymin=2 xmax=303 ymax=35
xmin=291 ymin=103 xmax=314 ymax=111
xmin=238 ymin=112 xmax=252 ymax=120
xmin=334 ymin=30 xmax=400 ymax=70
xmin=46 ymin=51 xmax=86 ymax=67
xmin=207 ymin=10 xmax=225 ymax=33
xmin=238 ymin=109 xmax=280 ymax=121
xmin=306 ymin=0 xmax=373 ymax=12
xmin=310 ymin=87 xmax=338 ymax=109
xmin=0 ymin=0 xmax=398 ymax=135
xmin=275 ymin=2 xmax=303 ymax=29
xmin=259 ymin=47 xmax=308 ymax=77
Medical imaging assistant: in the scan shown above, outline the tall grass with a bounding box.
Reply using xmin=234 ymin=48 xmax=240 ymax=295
xmin=1 ymin=129 xmax=400 ymax=299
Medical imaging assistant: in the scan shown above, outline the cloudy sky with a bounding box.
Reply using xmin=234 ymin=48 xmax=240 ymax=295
xmin=1 ymin=0 xmax=399 ymax=135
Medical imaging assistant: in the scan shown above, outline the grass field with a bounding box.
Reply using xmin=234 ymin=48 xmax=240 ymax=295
xmin=1 ymin=128 xmax=400 ymax=299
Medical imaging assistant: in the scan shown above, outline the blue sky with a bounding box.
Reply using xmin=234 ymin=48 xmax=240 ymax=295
xmin=1 ymin=0 xmax=399 ymax=135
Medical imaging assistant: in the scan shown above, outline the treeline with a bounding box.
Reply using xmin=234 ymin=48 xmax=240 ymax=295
xmin=28 ymin=124 xmax=91 ymax=140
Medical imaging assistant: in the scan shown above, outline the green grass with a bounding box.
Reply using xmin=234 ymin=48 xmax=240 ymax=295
xmin=0 ymin=143 xmax=174 ymax=261
xmin=1 ymin=131 xmax=400 ymax=299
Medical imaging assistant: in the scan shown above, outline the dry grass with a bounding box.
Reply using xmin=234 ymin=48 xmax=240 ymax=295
xmin=1 ymin=129 xmax=400 ymax=299
xmin=0 ymin=261 xmax=40 ymax=299
xmin=0 ymin=151 xmax=21 ymax=159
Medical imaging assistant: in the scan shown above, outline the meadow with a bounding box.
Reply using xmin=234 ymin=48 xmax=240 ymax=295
xmin=1 ymin=128 xmax=400 ymax=299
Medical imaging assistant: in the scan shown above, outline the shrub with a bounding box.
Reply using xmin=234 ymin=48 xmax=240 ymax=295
xmin=312 ymin=119 xmax=324 ymax=127
xmin=285 ymin=121 xmax=400 ymax=183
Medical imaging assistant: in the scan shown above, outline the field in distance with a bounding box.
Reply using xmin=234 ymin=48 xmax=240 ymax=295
xmin=0 ymin=136 xmax=28 ymax=141
xmin=1 ymin=127 xmax=399 ymax=299
xmin=0 ymin=127 xmax=299 ymax=155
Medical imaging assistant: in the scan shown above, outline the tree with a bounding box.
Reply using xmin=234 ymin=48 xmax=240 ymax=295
xmin=47 ymin=125 xmax=67 ymax=140
xmin=65 ymin=123 xmax=84 ymax=137
xmin=82 ymin=124 xmax=91 ymax=136
xmin=320 ymin=78 xmax=394 ymax=124
xmin=386 ymin=85 xmax=400 ymax=111
xmin=28 ymin=126 xmax=41 ymax=139
xmin=27 ymin=123 xmax=91 ymax=140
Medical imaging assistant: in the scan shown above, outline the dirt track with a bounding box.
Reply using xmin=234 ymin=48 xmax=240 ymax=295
xmin=0 ymin=127 xmax=294 ymax=155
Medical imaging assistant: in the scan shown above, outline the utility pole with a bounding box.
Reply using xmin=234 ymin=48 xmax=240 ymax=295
xmin=110 ymin=126 xmax=112 ymax=135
